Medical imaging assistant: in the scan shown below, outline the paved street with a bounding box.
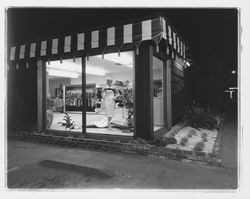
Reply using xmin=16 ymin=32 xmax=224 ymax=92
xmin=7 ymin=139 xmax=237 ymax=189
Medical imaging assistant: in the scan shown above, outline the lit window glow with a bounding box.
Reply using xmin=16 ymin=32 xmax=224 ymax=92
xmin=96 ymin=52 xmax=133 ymax=68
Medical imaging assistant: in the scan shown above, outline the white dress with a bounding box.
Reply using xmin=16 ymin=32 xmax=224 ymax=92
xmin=103 ymin=87 xmax=115 ymax=118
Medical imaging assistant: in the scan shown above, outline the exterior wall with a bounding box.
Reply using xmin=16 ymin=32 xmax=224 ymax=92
xmin=7 ymin=60 xmax=38 ymax=131
xmin=171 ymin=57 xmax=187 ymax=125
xmin=7 ymin=47 xmax=188 ymax=140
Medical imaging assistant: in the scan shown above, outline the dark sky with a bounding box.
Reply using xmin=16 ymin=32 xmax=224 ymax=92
xmin=7 ymin=8 xmax=238 ymax=80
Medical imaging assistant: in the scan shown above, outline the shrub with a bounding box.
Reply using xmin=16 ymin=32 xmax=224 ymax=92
xmin=182 ymin=108 xmax=218 ymax=130
xmin=201 ymin=133 xmax=207 ymax=138
xmin=169 ymin=129 xmax=179 ymax=137
xmin=188 ymin=132 xmax=193 ymax=138
xmin=189 ymin=129 xmax=197 ymax=136
xmin=180 ymin=137 xmax=189 ymax=146
xmin=193 ymin=141 xmax=205 ymax=151
xmin=202 ymin=137 xmax=208 ymax=142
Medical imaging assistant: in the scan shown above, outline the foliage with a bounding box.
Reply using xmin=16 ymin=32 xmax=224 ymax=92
xmin=182 ymin=108 xmax=218 ymax=130
xmin=201 ymin=133 xmax=207 ymax=138
xmin=189 ymin=129 xmax=197 ymax=136
xmin=193 ymin=141 xmax=205 ymax=151
xmin=202 ymin=137 xmax=208 ymax=142
xmin=180 ymin=137 xmax=189 ymax=146
xmin=188 ymin=132 xmax=193 ymax=138
xmin=58 ymin=113 xmax=75 ymax=130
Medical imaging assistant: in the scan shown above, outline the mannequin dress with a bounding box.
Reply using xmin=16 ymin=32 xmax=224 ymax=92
xmin=93 ymin=87 xmax=116 ymax=128
xmin=102 ymin=87 xmax=116 ymax=118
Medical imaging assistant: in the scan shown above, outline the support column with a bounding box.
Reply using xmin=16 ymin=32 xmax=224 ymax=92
xmin=166 ymin=59 xmax=172 ymax=129
xmin=37 ymin=60 xmax=45 ymax=132
xmin=134 ymin=42 xmax=154 ymax=140
xmin=81 ymin=55 xmax=86 ymax=134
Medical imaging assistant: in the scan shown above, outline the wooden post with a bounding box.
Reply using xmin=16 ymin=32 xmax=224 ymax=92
xmin=134 ymin=42 xmax=154 ymax=140
xmin=166 ymin=59 xmax=172 ymax=129
xmin=81 ymin=55 xmax=86 ymax=134
xmin=37 ymin=60 xmax=43 ymax=132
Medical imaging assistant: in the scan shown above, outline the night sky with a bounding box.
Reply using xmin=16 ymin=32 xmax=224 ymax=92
xmin=7 ymin=8 xmax=238 ymax=108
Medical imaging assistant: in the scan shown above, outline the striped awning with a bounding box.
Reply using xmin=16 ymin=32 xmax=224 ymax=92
xmin=8 ymin=16 xmax=186 ymax=62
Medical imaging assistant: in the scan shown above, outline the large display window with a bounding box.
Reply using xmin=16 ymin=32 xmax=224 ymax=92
xmin=85 ymin=51 xmax=134 ymax=136
xmin=45 ymin=51 xmax=134 ymax=136
xmin=45 ymin=58 xmax=83 ymax=132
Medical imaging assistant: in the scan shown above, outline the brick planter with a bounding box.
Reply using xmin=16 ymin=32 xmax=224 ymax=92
xmin=8 ymin=130 xmax=222 ymax=167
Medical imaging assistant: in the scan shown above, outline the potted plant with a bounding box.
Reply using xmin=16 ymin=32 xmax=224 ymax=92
xmin=58 ymin=113 xmax=75 ymax=130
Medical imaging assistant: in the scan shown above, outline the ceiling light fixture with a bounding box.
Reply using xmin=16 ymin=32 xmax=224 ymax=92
xmin=96 ymin=52 xmax=133 ymax=68
xmin=47 ymin=68 xmax=80 ymax=78
xmin=86 ymin=66 xmax=106 ymax=76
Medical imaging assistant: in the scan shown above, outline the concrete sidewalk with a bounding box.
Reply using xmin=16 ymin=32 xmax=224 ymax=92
xmin=7 ymin=139 xmax=237 ymax=189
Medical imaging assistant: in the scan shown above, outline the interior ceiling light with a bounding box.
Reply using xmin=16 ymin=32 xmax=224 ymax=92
xmin=86 ymin=66 xmax=106 ymax=76
xmin=96 ymin=52 xmax=133 ymax=68
xmin=47 ymin=60 xmax=106 ymax=76
xmin=47 ymin=68 xmax=80 ymax=78
xmin=47 ymin=60 xmax=81 ymax=72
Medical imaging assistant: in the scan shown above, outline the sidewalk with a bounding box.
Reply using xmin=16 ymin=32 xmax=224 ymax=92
xmin=7 ymin=139 xmax=237 ymax=189
xmin=221 ymin=107 xmax=238 ymax=169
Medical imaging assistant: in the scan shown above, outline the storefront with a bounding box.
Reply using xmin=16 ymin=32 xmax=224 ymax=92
xmin=8 ymin=15 xmax=189 ymax=140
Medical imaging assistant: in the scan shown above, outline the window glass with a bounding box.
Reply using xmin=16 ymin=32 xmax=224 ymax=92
xmin=46 ymin=58 xmax=82 ymax=132
xmin=153 ymin=56 xmax=165 ymax=131
xmin=85 ymin=51 xmax=134 ymax=136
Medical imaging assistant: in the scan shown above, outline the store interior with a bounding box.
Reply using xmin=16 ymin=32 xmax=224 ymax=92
xmin=45 ymin=51 xmax=164 ymax=136
xmin=46 ymin=51 xmax=134 ymax=136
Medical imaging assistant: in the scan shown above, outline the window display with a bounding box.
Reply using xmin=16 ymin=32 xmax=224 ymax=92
xmin=85 ymin=51 xmax=134 ymax=136
xmin=45 ymin=52 xmax=134 ymax=136
xmin=46 ymin=58 xmax=82 ymax=132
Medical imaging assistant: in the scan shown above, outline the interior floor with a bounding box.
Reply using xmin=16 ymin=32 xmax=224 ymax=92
xmin=48 ymin=107 xmax=134 ymax=136
xmin=49 ymin=109 xmax=162 ymax=136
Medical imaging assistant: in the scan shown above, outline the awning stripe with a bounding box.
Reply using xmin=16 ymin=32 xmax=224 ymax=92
xmin=10 ymin=46 xmax=16 ymax=60
xmin=64 ymin=36 xmax=71 ymax=52
xmin=172 ymin=31 xmax=176 ymax=50
xmin=133 ymin=22 xmax=142 ymax=46
xmin=77 ymin=33 xmax=85 ymax=50
xmin=30 ymin=43 xmax=36 ymax=58
xmin=40 ymin=41 xmax=47 ymax=56
xmin=91 ymin=30 xmax=99 ymax=48
xmin=168 ymin=25 xmax=172 ymax=45
xmin=142 ymin=20 xmax=152 ymax=41
xmin=8 ymin=16 xmax=187 ymax=62
xmin=161 ymin=17 xmax=167 ymax=40
xmin=107 ymin=27 xmax=115 ymax=46
xmin=180 ymin=41 xmax=183 ymax=56
xmin=19 ymin=45 xmax=25 ymax=59
xmin=123 ymin=24 xmax=132 ymax=43
xmin=52 ymin=38 xmax=58 ymax=54
xmin=177 ymin=37 xmax=180 ymax=53
xmin=183 ymin=44 xmax=186 ymax=59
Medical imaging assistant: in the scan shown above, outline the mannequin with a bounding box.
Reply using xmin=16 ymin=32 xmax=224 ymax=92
xmin=102 ymin=78 xmax=117 ymax=130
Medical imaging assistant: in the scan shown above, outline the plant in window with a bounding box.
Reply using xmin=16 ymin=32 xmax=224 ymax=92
xmin=58 ymin=113 xmax=75 ymax=130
